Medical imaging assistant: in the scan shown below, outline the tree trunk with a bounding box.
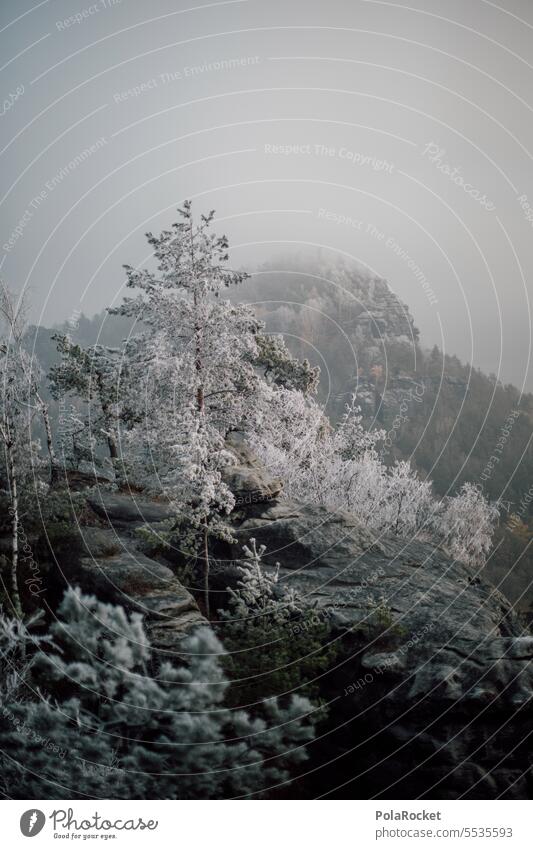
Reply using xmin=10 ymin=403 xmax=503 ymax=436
xmin=104 ymin=421 xmax=119 ymax=460
xmin=7 ymin=439 xmax=22 ymax=618
xmin=190 ymin=217 xmax=208 ymax=615
xmin=95 ymin=370 xmax=120 ymax=462
xmin=188 ymin=215 xmax=204 ymax=415
xmin=102 ymin=413 xmax=122 ymax=488
xmin=193 ymin=294 xmax=204 ymax=414
xmin=39 ymin=398 xmax=57 ymax=481
xmin=100 ymin=400 xmax=119 ymax=460
xmin=196 ymin=380 xmax=204 ymax=414
xmin=13 ymin=338 xmax=56 ymax=482
xmin=203 ymin=521 xmax=210 ymax=618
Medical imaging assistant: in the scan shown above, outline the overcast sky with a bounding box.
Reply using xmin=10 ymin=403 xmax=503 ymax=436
xmin=1 ymin=0 xmax=532 ymax=390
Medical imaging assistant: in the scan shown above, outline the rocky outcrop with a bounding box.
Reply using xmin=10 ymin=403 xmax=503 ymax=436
xmin=61 ymin=517 xmax=206 ymax=657
xmin=231 ymin=499 xmax=378 ymax=573
xmin=58 ymin=439 xmax=533 ymax=799
xmin=222 ymin=431 xmax=283 ymax=506
xmin=224 ymin=497 xmax=532 ymax=799
xmin=354 ymin=373 xmax=467 ymax=430
xmin=244 ymin=258 xmax=419 ymax=348
xmin=349 ymin=276 xmax=418 ymax=344
xmin=87 ymin=493 xmax=175 ymax=526
xmin=200 ymin=433 xmax=531 ymax=801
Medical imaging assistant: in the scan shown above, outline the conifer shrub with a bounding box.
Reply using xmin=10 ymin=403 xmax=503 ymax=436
xmin=0 ymin=587 xmax=315 ymax=799
xmin=218 ymin=540 xmax=338 ymax=710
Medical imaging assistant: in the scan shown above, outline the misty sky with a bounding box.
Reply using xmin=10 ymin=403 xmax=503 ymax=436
xmin=1 ymin=0 xmax=532 ymax=390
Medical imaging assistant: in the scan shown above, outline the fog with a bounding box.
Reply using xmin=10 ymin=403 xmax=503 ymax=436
xmin=1 ymin=0 xmax=532 ymax=389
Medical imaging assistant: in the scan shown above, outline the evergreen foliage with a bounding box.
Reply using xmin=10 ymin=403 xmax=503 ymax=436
xmin=0 ymin=588 xmax=315 ymax=799
xmin=218 ymin=540 xmax=337 ymax=708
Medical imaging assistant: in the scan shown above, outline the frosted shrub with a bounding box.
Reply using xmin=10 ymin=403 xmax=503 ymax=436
xmin=250 ymin=391 xmax=497 ymax=565
xmin=432 ymin=482 xmax=500 ymax=567
xmin=219 ymin=541 xmax=337 ymax=708
xmin=0 ymin=588 xmax=315 ymax=799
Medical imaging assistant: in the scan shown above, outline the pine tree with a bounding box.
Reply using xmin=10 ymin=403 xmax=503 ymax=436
xmin=218 ymin=540 xmax=336 ymax=708
xmin=109 ymin=203 xmax=263 ymax=615
xmin=49 ymin=338 xmax=125 ymax=477
xmin=0 ymin=588 xmax=315 ymax=799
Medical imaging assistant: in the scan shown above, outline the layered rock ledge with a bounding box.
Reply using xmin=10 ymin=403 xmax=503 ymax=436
xmin=56 ymin=439 xmax=533 ymax=799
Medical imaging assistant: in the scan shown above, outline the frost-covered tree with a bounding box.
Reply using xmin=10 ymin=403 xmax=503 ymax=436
xmin=109 ymin=203 xmax=264 ymax=613
xmin=0 ymin=353 xmax=27 ymax=617
xmin=0 ymin=282 xmax=55 ymax=479
xmin=254 ymin=332 xmax=319 ymax=395
xmin=248 ymin=389 xmax=389 ymax=516
xmin=45 ymin=206 xmax=319 ymax=616
xmin=55 ymin=402 xmax=96 ymax=471
xmin=221 ymin=538 xmax=301 ymax=628
xmin=249 ymin=388 xmax=497 ymax=564
xmin=219 ymin=540 xmax=336 ymax=707
xmin=432 ymin=482 xmax=500 ymax=567
xmin=0 ymin=588 xmax=315 ymax=799
xmin=112 ymin=201 xmax=261 ymax=426
xmin=49 ymin=337 xmax=125 ymax=475
xmin=0 ymin=287 xmax=48 ymax=616
xmin=0 ymin=609 xmax=49 ymax=703
xmin=381 ymin=460 xmax=434 ymax=537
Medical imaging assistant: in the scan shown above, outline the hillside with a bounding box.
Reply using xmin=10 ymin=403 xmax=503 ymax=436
xmin=238 ymin=256 xmax=533 ymax=616
xmin=31 ymin=256 xmax=533 ymax=617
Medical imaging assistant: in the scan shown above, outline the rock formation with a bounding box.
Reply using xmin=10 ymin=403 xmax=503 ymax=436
xmin=58 ymin=501 xmax=207 ymax=656
xmin=217 ymin=445 xmax=533 ymax=799
xmin=24 ymin=437 xmax=532 ymax=799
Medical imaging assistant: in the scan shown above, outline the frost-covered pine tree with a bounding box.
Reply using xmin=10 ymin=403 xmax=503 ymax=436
xmin=221 ymin=538 xmax=301 ymax=628
xmin=254 ymin=332 xmax=319 ymax=394
xmin=218 ymin=540 xmax=336 ymax=707
xmin=113 ymin=201 xmax=261 ymax=425
xmin=49 ymin=338 xmax=124 ymax=476
xmin=0 ymin=587 xmax=315 ymax=799
xmin=110 ymin=203 xmax=265 ymax=614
